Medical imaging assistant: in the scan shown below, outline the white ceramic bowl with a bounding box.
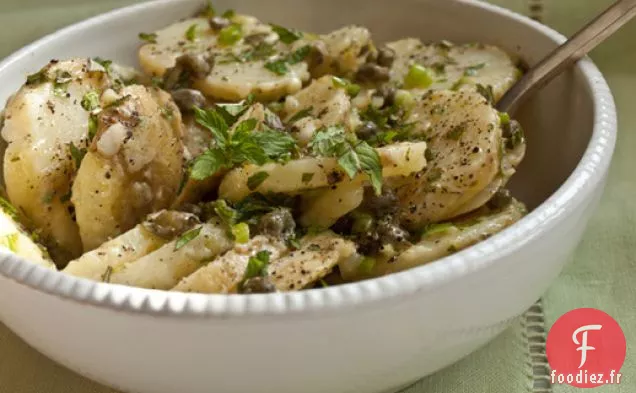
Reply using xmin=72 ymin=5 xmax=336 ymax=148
xmin=0 ymin=1 xmax=616 ymax=392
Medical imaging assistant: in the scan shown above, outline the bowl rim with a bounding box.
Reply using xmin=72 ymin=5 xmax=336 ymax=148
xmin=0 ymin=0 xmax=617 ymax=318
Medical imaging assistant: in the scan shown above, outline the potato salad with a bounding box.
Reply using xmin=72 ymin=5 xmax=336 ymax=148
xmin=0 ymin=2 xmax=528 ymax=293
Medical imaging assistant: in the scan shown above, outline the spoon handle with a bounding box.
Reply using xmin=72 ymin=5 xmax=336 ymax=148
xmin=497 ymin=0 xmax=636 ymax=113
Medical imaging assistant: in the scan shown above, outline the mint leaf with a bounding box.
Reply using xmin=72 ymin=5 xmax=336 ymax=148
xmin=287 ymin=45 xmax=311 ymax=64
xmin=174 ymin=227 xmax=202 ymax=250
xmin=337 ymin=147 xmax=360 ymax=179
xmin=193 ymin=106 xmax=229 ymax=148
xmin=247 ymin=171 xmax=269 ymax=190
xmin=252 ymin=129 xmax=297 ymax=160
xmin=233 ymin=118 xmax=258 ymax=134
xmin=190 ymin=148 xmax=225 ymax=180
xmin=355 ymin=141 xmax=383 ymax=195
xmin=309 ymin=126 xmax=347 ymax=157
xmin=242 ymin=250 xmax=271 ymax=282
xmin=270 ymin=24 xmax=303 ymax=44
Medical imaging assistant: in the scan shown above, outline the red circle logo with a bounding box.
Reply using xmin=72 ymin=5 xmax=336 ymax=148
xmin=546 ymin=308 xmax=626 ymax=388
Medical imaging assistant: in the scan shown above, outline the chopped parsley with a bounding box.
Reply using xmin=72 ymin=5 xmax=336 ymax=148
xmin=288 ymin=106 xmax=314 ymax=123
xmin=264 ymin=45 xmax=311 ymax=75
xmin=270 ymin=24 xmax=303 ymax=44
xmin=332 ymin=76 xmax=361 ymax=97
xmin=239 ymin=250 xmax=271 ymax=290
xmin=301 ymin=172 xmax=314 ymax=184
xmin=309 ymin=126 xmax=383 ymax=195
xmin=69 ymin=142 xmax=87 ymax=169
xmin=464 ymin=63 xmax=485 ymax=76
xmin=0 ymin=197 xmax=19 ymax=220
xmin=88 ymin=114 xmax=99 ymax=141
xmin=26 ymin=70 xmax=47 ymax=86
xmin=174 ymin=227 xmax=202 ymax=250
xmin=218 ymin=23 xmax=243 ymax=46
xmin=185 ymin=24 xmax=199 ymax=42
xmin=0 ymin=233 xmax=18 ymax=253
xmin=476 ymin=84 xmax=495 ymax=105
xmin=247 ymin=171 xmax=269 ymax=190
xmin=81 ymin=91 xmax=100 ymax=111
xmin=101 ymin=266 xmax=113 ymax=283
xmin=138 ymin=32 xmax=157 ymax=43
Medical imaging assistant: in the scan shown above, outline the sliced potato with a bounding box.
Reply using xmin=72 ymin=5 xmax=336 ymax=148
xmin=108 ymin=220 xmax=232 ymax=290
xmin=0 ymin=199 xmax=55 ymax=269
xmin=171 ymin=235 xmax=288 ymax=293
xmin=299 ymin=179 xmax=364 ymax=228
xmin=283 ymin=75 xmax=358 ymax=145
xmin=303 ymin=26 xmax=376 ymax=78
xmin=2 ymin=59 xmax=113 ymax=262
xmin=387 ymin=38 xmax=520 ymax=101
xmin=139 ymin=16 xmax=310 ymax=101
xmin=219 ymin=141 xmax=427 ymax=202
xmin=63 ymin=210 xmax=199 ymax=281
xmin=395 ymin=90 xmax=502 ymax=227
xmin=269 ymin=232 xmax=357 ymax=291
xmin=72 ymin=85 xmax=184 ymax=251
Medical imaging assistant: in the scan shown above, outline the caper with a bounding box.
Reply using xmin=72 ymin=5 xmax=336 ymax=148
xmin=487 ymin=189 xmax=513 ymax=210
xmin=355 ymin=63 xmax=391 ymax=83
xmin=356 ymin=121 xmax=379 ymax=141
xmin=209 ymin=16 xmax=231 ymax=31
xmin=171 ymin=89 xmax=207 ymax=112
xmin=142 ymin=210 xmax=200 ymax=239
xmin=377 ymin=47 xmax=396 ymax=68
xmin=257 ymin=208 xmax=296 ymax=240
xmin=241 ymin=276 xmax=276 ymax=294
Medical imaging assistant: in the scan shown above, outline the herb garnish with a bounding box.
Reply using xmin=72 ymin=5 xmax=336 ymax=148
xmin=69 ymin=142 xmax=87 ymax=169
xmin=218 ymin=24 xmax=243 ymax=46
xmin=270 ymin=24 xmax=303 ymax=44
xmin=476 ymin=84 xmax=494 ymax=105
xmin=88 ymin=114 xmax=99 ymax=141
xmin=175 ymin=227 xmax=202 ymax=250
xmin=332 ymin=77 xmax=361 ymax=97
xmin=138 ymin=32 xmax=158 ymax=43
xmin=309 ymin=126 xmax=383 ymax=195
xmin=231 ymin=222 xmax=250 ymax=243
xmin=81 ymin=91 xmax=100 ymax=112
xmin=26 ymin=70 xmax=47 ymax=86
xmin=239 ymin=250 xmax=271 ymax=290
xmin=0 ymin=197 xmax=19 ymax=220
xmin=247 ymin=171 xmax=270 ymax=190
xmin=264 ymin=45 xmax=311 ymax=75
xmin=464 ymin=63 xmax=485 ymax=76
xmin=421 ymin=222 xmax=455 ymax=238
xmin=190 ymin=106 xmax=297 ymax=180
xmin=185 ymin=24 xmax=199 ymax=42
xmin=288 ymin=106 xmax=314 ymax=123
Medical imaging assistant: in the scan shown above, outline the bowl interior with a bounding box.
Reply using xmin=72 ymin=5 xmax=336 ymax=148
xmin=0 ymin=0 xmax=593 ymax=212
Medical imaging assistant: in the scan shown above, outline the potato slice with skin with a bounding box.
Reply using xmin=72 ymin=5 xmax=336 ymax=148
xmin=139 ymin=16 xmax=310 ymax=102
xmin=171 ymin=235 xmax=288 ymax=293
xmin=395 ymin=90 xmax=502 ymax=228
xmin=109 ymin=220 xmax=232 ymax=290
xmin=0 ymin=200 xmax=55 ymax=269
xmin=72 ymin=85 xmax=184 ymax=251
xmin=219 ymin=141 xmax=427 ymax=202
xmin=387 ymin=38 xmax=520 ymax=102
xmin=2 ymin=59 xmax=113 ymax=262
xmin=63 ymin=210 xmax=199 ymax=281
xmin=270 ymin=232 xmax=357 ymax=291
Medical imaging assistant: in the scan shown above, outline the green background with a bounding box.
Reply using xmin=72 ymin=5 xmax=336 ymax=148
xmin=0 ymin=1 xmax=634 ymax=392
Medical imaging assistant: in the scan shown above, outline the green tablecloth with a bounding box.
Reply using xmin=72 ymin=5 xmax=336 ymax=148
xmin=0 ymin=1 xmax=634 ymax=392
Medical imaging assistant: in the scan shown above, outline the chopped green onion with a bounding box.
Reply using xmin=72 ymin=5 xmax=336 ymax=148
xmin=175 ymin=227 xmax=202 ymax=250
xmin=185 ymin=24 xmax=199 ymax=42
xmin=138 ymin=32 xmax=157 ymax=43
xmin=218 ymin=23 xmax=242 ymax=46
xmin=231 ymin=222 xmax=250 ymax=244
xmin=421 ymin=222 xmax=455 ymax=238
xmin=332 ymin=76 xmax=361 ymax=97
xmin=358 ymin=256 xmax=376 ymax=275
xmin=81 ymin=91 xmax=100 ymax=112
xmin=394 ymin=90 xmax=415 ymax=109
xmin=499 ymin=112 xmax=510 ymax=126
xmin=403 ymin=64 xmax=434 ymax=89
xmin=88 ymin=114 xmax=98 ymax=141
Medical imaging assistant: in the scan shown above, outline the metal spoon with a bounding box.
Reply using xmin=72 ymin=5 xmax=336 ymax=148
xmin=497 ymin=0 xmax=636 ymax=113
